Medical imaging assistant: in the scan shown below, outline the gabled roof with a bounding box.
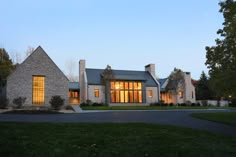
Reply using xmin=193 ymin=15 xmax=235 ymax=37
xmin=158 ymin=78 xmax=168 ymax=92
xmin=69 ymin=82 xmax=80 ymax=90
xmin=86 ymin=68 xmax=158 ymax=86
xmin=7 ymin=46 xmax=69 ymax=81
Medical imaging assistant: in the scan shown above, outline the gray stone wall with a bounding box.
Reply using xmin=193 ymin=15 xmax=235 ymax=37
xmin=7 ymin=46 xmax=69 ymax=106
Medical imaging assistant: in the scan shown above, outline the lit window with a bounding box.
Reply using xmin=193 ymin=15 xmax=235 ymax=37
xmin=94 ymin=89 xmax=99 ymax=97
xmin=148 ymin=90 xmax=153 ymax=98
xmin=178 ymin=91 xmax=183 ymax=98
xmin=110 ymin=81 xmax=143 ymax=103
xmin=32 ymin=76 xmax=45 ymax=105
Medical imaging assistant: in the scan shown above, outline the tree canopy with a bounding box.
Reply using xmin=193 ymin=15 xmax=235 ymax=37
xmin=0 ymin=48 xmax=14 ymax=87
xmin=205 ymin=0 xmax=236 ymax=98
xmin=195 ymin=71 xmax=213 ymax=100
xmin=166 ymin=68 xmax=185 ymax=94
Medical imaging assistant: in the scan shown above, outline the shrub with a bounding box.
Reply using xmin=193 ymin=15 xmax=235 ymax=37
xmin=169 ymin=103 xmax=174 ymax=106
xmin=64 ymin=105 xmax=73 ymax=110
xmin=196 ymin=103 xmax=201 ymax=106
xmin=92 ymin=102 xmax=106 ymax=106
xmin=13 ymin=97 xmax=26 ymax=109
xmin=80 ymin=103 xmax=89 ymax=107
xmin=0 ymin=97 xmax=8 ymax=109
xmin=150 ymin=102 xmax=161 ymax=106
xmin=50 ymin=96 xmax=64 ymax=110
xmin=201 ymin=100 xmax=208 ymax=106
xmin=86 ymin=99 xmax=92 ymax=105
xmin=186 ymin=101 xmax=191 ymax=106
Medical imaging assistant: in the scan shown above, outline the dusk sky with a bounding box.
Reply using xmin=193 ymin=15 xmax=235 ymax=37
xmin=1 ymin=0 xmax=223 ymax=79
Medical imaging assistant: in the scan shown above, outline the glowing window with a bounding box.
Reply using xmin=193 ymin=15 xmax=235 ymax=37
xmin=110 ymin=81 xmax=142 ymax=103
xmin=32 ymin=76 xmax=45 ymax=105
xmin=178 ymin=91 xmax=183 ymax=98
xmin=148 ymin=90 xmax=153 ymax=98
xmin=94 ymin=89 xmax=99 ymax=97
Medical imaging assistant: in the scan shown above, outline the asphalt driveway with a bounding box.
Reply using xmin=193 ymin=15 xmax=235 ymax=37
xmin=0 ymin=109 xmax=235 ymax=136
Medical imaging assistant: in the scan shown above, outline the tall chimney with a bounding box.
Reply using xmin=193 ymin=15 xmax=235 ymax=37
xmin=79 ymin=60 xmax=87 ymax=103
xmin=79 ymin=60 xmax=86 ymax=82
xmin=145 ymin=64 xmax=156 ymax=77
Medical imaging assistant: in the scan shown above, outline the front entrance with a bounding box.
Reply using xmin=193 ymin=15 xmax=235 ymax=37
xmin=69 ymin=90 xmax=80 ymax=104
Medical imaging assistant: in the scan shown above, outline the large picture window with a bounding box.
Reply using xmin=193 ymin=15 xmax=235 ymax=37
xmin=32 ymin=76 xmax=45 ymax=104
xmin=110 ymin=81 xmax=142 ymax=103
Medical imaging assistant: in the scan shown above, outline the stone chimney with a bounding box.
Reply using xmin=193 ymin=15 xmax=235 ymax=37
xmin=145 ymin=64 xmax=156 ymax=77
xmin=79 ymin=60 xmax=86 ymax=82
xmin=79 ymin=60 xmax=87 ymax=103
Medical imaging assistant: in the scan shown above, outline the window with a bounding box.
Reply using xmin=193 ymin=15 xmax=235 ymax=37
xmin=68 ymin=91 xmax=79 ymax=98
xmin=32 ymin=76 xmax=45 ymax=104
xmin=178 ymin=91 xmax=183 ymax=98
xmin=110 ymin=81 xmax=142 ymax=103
xmin=192 ymin=91 xmax=194 ymax=99
xmin=94 ymin=89 xmax=99 ymax=97
xmin=148 ymin=90 xmax=153 ymax=98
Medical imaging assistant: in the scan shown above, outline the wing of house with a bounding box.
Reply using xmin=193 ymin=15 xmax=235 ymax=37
xmin=79 ymin=60 xmax=160 ymax=106
xmin=7 ymin=46 xmax=69 ymax=106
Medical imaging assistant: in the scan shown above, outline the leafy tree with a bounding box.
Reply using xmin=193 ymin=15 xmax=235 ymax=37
xmin=101 ymin=65 xmax=113 ymax=104
xmin=195 ymin=71 xmax=212 ymax=100
xmin=101 ymin=65 xmax=113 ymax=85
xmin=205 ymin=0 xmax=236 ymax=98
xmin=166 ymin=68 xmax=185 ymax=100
xmin=0 ymin=48 xmax=14 ymax=87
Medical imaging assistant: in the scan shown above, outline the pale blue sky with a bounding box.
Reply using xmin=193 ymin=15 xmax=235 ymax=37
xmin=0 ymin=0 xmax=223 ymax=79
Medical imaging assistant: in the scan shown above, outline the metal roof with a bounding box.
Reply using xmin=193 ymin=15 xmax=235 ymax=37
xmin=86 ymin=68 xmax=158 ymax=87
xmin=158 ymin=78 xmax=168 ymax=92
xmin=69 ymin=82 xmax=80 ymax=90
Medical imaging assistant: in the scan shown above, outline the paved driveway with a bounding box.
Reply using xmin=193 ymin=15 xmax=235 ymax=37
xmin=0 ymin=109 xmax=235 ymax=136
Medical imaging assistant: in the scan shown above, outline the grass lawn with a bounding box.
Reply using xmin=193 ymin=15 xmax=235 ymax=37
xmin=81 ymin=105 xmax=233 ymax=110
xmin=192 ymin=112 xmax=236 ymax=126
xmin=0 ymin=123 xmax=235 ymax=157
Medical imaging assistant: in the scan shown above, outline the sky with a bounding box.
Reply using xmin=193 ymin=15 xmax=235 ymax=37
xmin=0 ymin=0 xmax=224 ymax=79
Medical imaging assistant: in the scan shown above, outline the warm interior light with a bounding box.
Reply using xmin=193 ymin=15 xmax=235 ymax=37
xmin=115 ymin=84 xmax=120 ymax=89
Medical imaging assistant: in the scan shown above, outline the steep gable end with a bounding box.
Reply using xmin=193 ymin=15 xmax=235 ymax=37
xmin=9 ymin=46 xmax=68 ymax=81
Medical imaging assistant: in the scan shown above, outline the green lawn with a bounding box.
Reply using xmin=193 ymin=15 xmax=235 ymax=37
xmin=81 ymin=105 xmax=232 ymax=110
xmin=0 ymin=123 xmax=235 ymax=157
xmin=192 ymin=112 xmax=236 ymax=126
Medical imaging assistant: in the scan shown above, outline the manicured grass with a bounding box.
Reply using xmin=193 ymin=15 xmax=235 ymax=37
xmin=192 ymin=112 xmax=236 ymax=126
xmin=81 ymin=105 xmax=232 ymax=110
xmin=0 ymin=123 xmax=235 ymax=157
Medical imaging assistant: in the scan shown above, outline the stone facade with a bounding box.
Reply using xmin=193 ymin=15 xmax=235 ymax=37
xmin=7 ymin=46 xmax=69 ymax=106
xmin=146 ymin=87 xmax=159 ymax=103
xmin=160 ymin=72 xmax=196 ymax=104
xmin=87 ymin=85 xmax=105 ymax=103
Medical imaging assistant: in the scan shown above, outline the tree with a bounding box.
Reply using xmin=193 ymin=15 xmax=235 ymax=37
xmin=166 ymin=68 xmax=185 ymax=103
xmin=101 ymin=65 xmax=113 ymax=104
xmin=195 ymin=71 xmax=212 ymax=100
xmin=25 ymin=46 xmax=35 ymax=58
xmin=64 ymin=59 xmax=79 ymax=82
xmin=0 ymin=48 xmax=14 ymax=87
xmin=101 ymin=65 xmax=113 ymax=85
xmin=205 ymin=0 xmax=236 ymax=98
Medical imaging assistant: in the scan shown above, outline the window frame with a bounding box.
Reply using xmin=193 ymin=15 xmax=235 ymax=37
xmin=94 ymin=89 xmax=99 ymax=98
xmin=32 ymin=75 xmax=45 ymax=105
xmin=110 ymin=81 xmax=143 ymax=103
xmin=148 ymin=90 xmax=153 ymax=98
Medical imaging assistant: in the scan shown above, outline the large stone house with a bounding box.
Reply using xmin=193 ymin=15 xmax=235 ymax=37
xmin=7 ymin=46 xmax=69 ymax=106
xmin=7 ymin=45 xmax=196 ymax=106
xmin=79 ymin=60 xmax=160 ymax=106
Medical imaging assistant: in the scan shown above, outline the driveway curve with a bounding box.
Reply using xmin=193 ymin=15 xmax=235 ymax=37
xmin=0 ymin=109 xmax=235 ymax=136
